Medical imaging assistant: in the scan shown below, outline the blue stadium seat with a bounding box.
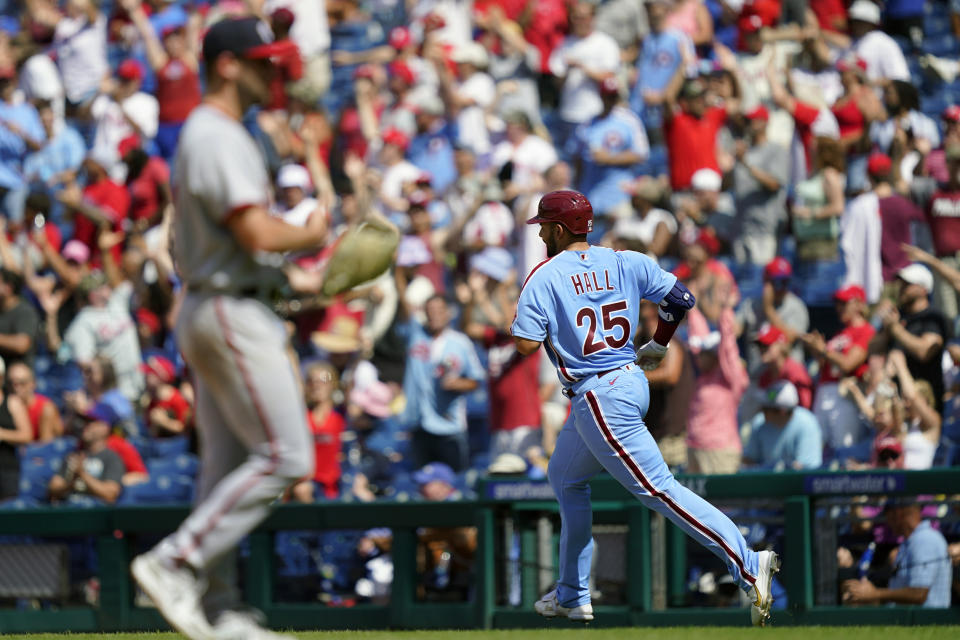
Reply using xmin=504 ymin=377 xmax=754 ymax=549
xmin=921 ymin=94 xmax=950 ymax=118
xmin=925 ymin=14 xmax=953 ymax=37
xmin=118 ymin=474 xmax=193 ymax=505
xmin=146 ymin=453 xmax=199 ymax=478
xmin=932 ymin=441 xmax=959 ymax=467
xmin=275 ymin=531 xmax=315 ymax=579
xmin=923 ymin=34 xmax=959 ymax=57
xmin=16 ymin=437 xmax=77 ymax=502
xmin=148 ymin=436 xmax=191 ymax=460
xmin=942 ymin=415 xmax=960 ymax=442
xmin=926 ymin=1 xmax=950 ymax=19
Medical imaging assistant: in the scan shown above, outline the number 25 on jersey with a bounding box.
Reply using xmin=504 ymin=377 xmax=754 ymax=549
xmin=576 ymin=300 xmax=630 ymax=356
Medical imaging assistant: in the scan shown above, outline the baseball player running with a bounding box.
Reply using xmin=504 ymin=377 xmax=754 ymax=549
xmin=512 ymin=191 xmax=779 ymax=626
xmin=130 ymin=18 xmax=327 ymax=640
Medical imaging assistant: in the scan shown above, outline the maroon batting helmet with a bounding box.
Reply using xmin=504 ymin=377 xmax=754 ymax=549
xmin=526 ymin=190 xmax=593 ymax=235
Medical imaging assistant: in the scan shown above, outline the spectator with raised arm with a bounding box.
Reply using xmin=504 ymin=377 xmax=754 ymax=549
xmin=685 ymin=299 xmax=748 ymax=475
xmin=737 ymin=257 xmax=809 ymax=372
xmin=547 ymin=1 xmax=620 ymax=151
xmin=887 ymin=350 xmax=941 ymax=471
xmin=400 ymin=294 xmax=484 ymax=472
xmin=122 ymin=0 xmax=201 ymax=161
xmin=569 ymin=77 xmax=648 ymax=231
xmin=730 ymin=105 xmax=788 ymax=265
xmin=870 ymin=264 xmax=949 ymax=412
xmin=64 ymin=272 xmax=143 ymax=402
xmin=801 ymin=285 xmax=875 ymax=452
xmin=89 ymin=59 xmax=158 ymax=173
xmin=629 ymin=0 xmax=690 ymax=142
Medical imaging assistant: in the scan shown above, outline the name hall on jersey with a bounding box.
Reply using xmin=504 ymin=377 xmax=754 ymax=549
xmin=570 ymin=270 xmax=615 ymax=296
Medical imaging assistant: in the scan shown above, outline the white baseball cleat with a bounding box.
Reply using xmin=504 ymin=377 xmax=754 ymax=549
xmin=534 ymin=588 xmax=594 ymax=622
xmin=212 ymin=609 xmax=298 ymax=640
xmin=750 ymin=550 xmax=780 ymax=627
xmin=131 ymin=551 xmax=215 ymax=640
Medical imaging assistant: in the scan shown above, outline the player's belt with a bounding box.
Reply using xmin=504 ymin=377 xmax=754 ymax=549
xmin=186 ymin=283 xmax=282 ymax=304
xmin=561 ymin=366 xmax=625 ymax=398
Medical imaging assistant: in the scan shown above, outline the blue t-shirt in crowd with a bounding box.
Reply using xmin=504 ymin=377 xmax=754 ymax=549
xmin=408 ymin=122 xmax=459 ymax=195
xmin=23 ymin=125 xmax=86 ymax=186
xmin=327 ymin=19 xmax=386 ymax=112
xmin=0 ymin=101 xmax=45 ymax=190
xmin=630 ymin=29 xmax=686 ymax=114
xmin=744 ymin=407 xmax=823 ymax=470
xmin=570 ymin=106 xmax=648 ymax=214
xmin=400 ymin=321 xmax=485 ymax=436
xmin=888 ymin=520 xmax=952 ymax=608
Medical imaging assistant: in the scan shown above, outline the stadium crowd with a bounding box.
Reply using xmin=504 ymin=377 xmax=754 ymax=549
xmin=0 ymin=0 xmax=955 ymax=613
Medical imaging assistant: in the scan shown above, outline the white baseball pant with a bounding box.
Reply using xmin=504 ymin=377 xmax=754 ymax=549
xmin=155 ymin=293 xmax=314 ymax=602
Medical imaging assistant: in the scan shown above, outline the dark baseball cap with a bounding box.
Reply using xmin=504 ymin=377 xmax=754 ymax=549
xmin=202 ymin=17 xmax=288 ymax=64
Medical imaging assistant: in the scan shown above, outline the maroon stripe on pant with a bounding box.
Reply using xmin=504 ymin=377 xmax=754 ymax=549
xmin=584 ymin=390 xmax=755 ymax=585
xmin=175 ymin=298 xmax=283 ymax=563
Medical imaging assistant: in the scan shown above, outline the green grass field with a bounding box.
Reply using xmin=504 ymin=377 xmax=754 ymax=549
xmin=4 ymin=628 xmax=960 ymax=640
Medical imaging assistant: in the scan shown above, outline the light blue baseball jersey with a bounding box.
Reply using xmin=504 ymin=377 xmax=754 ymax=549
xmin=512 ymin=246 xmax=676 ymax=384
xmin=570 ymin=107 xmax=649 ymax=214
xmin=888 ymin=520 xmax=952 ymax=608
xmin=401 ymin=321 xmax=486 ymax=436
xmin=744 ymin=407 xmax=823 ymax=470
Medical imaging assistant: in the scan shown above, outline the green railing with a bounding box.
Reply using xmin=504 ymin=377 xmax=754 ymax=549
xmin=1 ymin=468 xmax=959 ymax=633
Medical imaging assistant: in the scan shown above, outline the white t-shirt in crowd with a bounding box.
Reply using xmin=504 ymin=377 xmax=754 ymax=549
xmin=548 ymin=30 xmax=620 ymax=124
xmin=492 ymin=134 xmax=558 ymax=192
xmin=789 ymin=68 xmax=843 ymax=109
xmin=520 ymin=194 xmax=548 ymax=278
xmin=854 ymin=31 xmax=910 ymax=84
xmin=264 ymin=0 xmax=330 ymax=55
xmin=840 ymin=191 xmax=882 ymax=304
xmin=610 ymin=208 xmax=677 ymax=246
xmin=456 ymin=72 xmax=496 ymax=155
xmin=461 ymin=201 xmax=514 ymax=247
xmin=20 ymin=54 xmax=65 ymax=123
xmin=91 ymin=91 xmax=159 ymax=175
xmin=380 ymin=159 xmax=422 ymax=218
xmin=278 ymin=196 xmax=320 ymax=227
xmin=54 ymin=14 xmax=109 ymax=103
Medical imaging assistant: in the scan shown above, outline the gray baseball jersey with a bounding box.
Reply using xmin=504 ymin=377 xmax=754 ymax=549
xmin=172 ymin=105 xmax=286 ymax=293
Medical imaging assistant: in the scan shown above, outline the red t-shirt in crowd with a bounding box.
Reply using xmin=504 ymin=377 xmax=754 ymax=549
xmin=485 ymin=334 xmax=541 ymax=432
xmin=879 ymin=194 xmax=925 ymax=281
xmin=809 ymin=0 xmax=847 ymax=32
xmin=831 ymin=97 xmax=864 ymax=140
xmin=267 ymin=39 xmax=303 ymax=111
xmin=819 ymin=323 xmax=876 ymax=384
xmin=6 ymin=224 xmax=61 ymax=256
xmin=128 ymin=157 xmax=170 ymax=224
xmin=926 ymin=189 xmax=960 ymax=256
xmin=106 ymin=434 xmax=147 ymax=474
xmin=665 ymin=106 xmax=727 ymax=190
xmin=26 ymin=394 xmax=53 ymax=441
xmin=309 ymin=408 xmax=344 ymax=498
xmin=791 ymin=101 xmax=822 ymax=172
xmin=75 ymin=178 xmax=130 ymax=267
xmin=758 ymin=358 xmax=814 ymax=409
xmin=147 ymin=386 xmax=191 ymax=435
xmin=156 ymin=58 xmax=201 ymax=123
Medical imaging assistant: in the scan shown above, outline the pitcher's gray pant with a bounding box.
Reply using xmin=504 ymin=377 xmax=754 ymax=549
xmin=156 ymin=294 xmax=313 ymax=606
